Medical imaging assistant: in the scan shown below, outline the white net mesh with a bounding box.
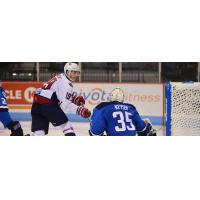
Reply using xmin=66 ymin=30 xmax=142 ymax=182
xmin=170 ymin=83 xmax=200 ymax=136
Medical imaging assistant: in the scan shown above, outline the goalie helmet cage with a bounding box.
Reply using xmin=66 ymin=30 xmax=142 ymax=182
xmin=165 ymin=82 xmax=200 ymax=136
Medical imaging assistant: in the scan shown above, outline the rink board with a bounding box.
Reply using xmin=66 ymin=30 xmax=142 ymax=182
xmin=2 ymin=82 xmax=164 ymax=126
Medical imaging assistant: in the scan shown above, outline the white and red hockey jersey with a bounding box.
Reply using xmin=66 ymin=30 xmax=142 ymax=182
xmin=34 ymin=73 xmax=79 ymax=114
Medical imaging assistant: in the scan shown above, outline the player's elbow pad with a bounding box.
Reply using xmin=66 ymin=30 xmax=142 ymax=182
xmin=137 ymin=123 xmax=157 ymax=136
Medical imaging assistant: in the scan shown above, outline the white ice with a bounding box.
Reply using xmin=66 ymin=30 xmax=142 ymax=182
xmin=0 ymin=121 xmax=164 ymax=136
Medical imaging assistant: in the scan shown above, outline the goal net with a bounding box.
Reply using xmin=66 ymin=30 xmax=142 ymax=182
xmin=165 ymin=82 xmax=200 ymax=136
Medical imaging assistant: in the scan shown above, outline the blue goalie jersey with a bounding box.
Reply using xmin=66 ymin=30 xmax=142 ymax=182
xmin=0 ymin=87 xmax=12 ymax=128
xmin=0 ymin=87 xmax=8 ymax=111
xmin=90 ymin=101 xmax=149 ymax=136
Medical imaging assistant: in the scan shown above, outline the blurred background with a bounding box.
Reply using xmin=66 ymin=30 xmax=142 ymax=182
xmin=0 ymin=62 xmax=199 ymax=83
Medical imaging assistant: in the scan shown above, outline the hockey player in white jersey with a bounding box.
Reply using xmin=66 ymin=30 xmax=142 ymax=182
xmin=30 ymin=63 xmax=91 ymax=136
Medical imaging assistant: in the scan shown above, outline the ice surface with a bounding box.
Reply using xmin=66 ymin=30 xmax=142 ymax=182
xmin=0 ymin=121 xmax=164 ymax=136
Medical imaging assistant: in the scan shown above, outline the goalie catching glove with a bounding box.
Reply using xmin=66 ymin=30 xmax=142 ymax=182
xmin=72 ymin=95 xmax=85 ymax=106
xmin=77 ymin=106 xmax=91 ymax=118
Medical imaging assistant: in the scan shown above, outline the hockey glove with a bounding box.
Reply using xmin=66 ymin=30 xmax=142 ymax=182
xmin=137 ymin=118 xmax=157 ymax=136
xmin=73 ymin=95 xmax=85 ymax=106
xmin=143 ymin=118 xmax=157 ymax=136
xmin=147 ymin=127 xmax=157 ymax=136
xmin=77 ymin=107 xmax=91 ymax=118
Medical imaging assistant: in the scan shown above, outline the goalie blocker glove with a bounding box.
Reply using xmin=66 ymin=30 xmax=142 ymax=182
xmin=77 ymin=106 xmax=91 ymax=118
xmin=72 ymin=95 xmax=85 ymax=106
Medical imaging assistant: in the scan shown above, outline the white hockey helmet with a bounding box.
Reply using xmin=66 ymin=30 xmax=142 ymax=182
xmin=108 ymin=87 xmax=125 ymax=102
xmin=64 ymin=62 xmax=80 ymax=75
